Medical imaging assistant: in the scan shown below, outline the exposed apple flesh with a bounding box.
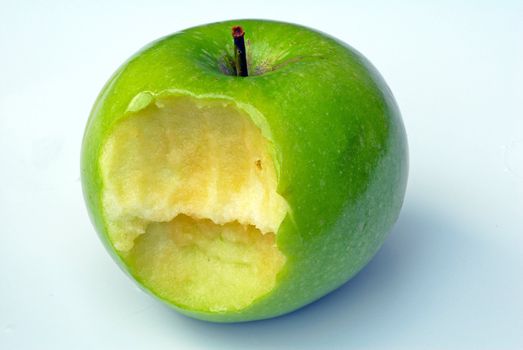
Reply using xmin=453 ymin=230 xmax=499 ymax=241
xmin=127 ymin=215 xmax=285 ymax=312
xmin=99 ymin=94 xmax=287 ymax=311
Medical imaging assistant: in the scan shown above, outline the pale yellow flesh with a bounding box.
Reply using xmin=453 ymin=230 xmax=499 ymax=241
xmin=99 ymin=95 xmax=287 ymax=311
xmin=127 ymin=215 xmax=285 ymax=312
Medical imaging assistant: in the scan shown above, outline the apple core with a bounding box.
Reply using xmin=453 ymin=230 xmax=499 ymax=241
xmin=99 ymin=94 xmax=288 ymax=312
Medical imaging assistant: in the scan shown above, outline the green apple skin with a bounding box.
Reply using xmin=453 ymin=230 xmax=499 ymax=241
xmin=82 ymin=19 xmax=408 ymax=322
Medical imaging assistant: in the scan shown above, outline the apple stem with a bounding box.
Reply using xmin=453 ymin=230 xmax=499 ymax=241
xmin=232 ymin=26 xmax=248 ymax=77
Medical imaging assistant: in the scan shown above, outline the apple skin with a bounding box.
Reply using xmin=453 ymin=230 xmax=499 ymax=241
xmin=82 ymin=19 xmax=408 ymax=322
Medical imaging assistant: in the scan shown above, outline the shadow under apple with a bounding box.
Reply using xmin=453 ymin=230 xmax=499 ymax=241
xmin=166 ymin=196 xmax=487 ymax=349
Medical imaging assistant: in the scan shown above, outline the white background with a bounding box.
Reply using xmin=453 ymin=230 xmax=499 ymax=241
xmin=1 ymin=1 xmax=522 ymax=349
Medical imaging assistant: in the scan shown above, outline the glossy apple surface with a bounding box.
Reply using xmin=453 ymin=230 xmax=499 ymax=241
xmin=82 ymin=19 xmax=408 ymax=322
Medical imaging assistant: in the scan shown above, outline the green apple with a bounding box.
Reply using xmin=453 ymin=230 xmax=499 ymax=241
xmin=81 ymin=19 xmax=408 ymax=322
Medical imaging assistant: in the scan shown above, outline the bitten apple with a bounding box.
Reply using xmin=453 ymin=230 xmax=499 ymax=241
xmin=81 ymin=19 xmax=408 ymax=322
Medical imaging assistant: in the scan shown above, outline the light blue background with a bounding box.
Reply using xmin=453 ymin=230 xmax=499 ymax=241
xmin=1 ymin=1 xmax=522 ymax=349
